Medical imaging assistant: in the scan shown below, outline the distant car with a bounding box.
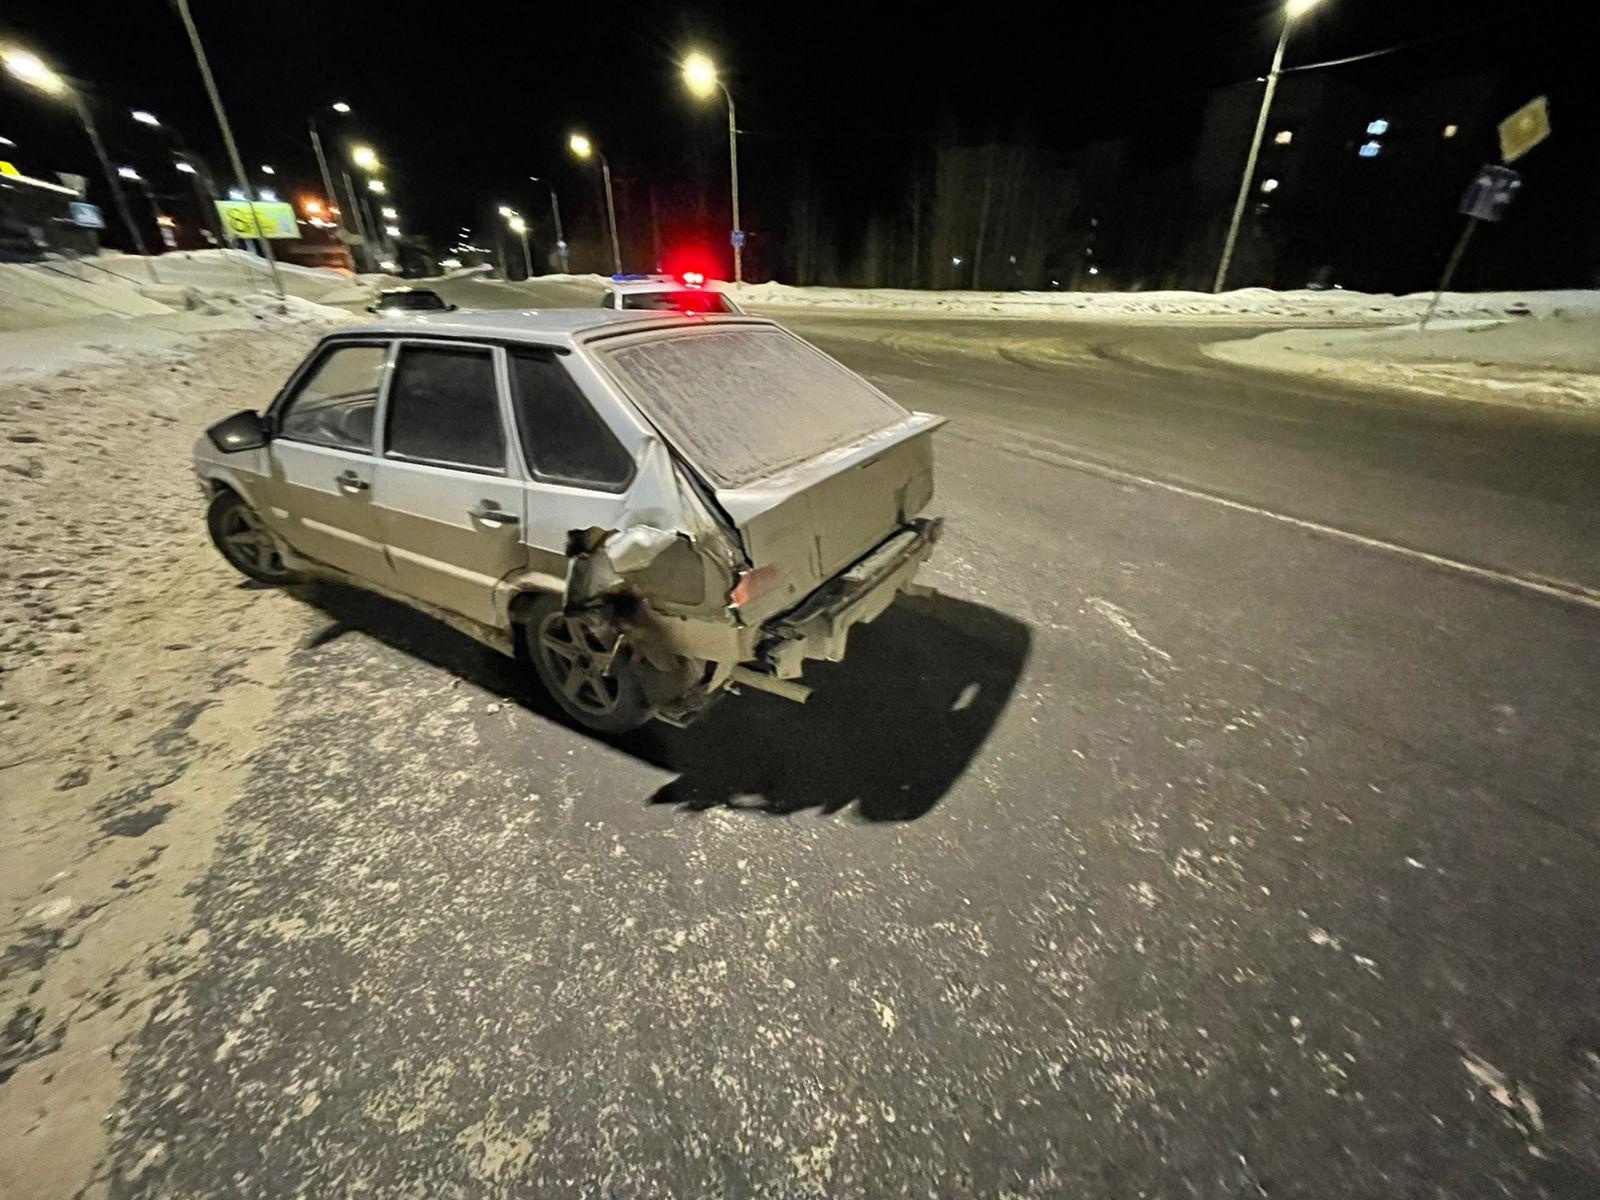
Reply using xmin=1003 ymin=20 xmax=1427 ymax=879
xmin=599 ymin=273 xmax=742 ymax=315
xmin=369 ymin=288 xmax=457 ymax=315
xmin=193 ymin=309 xmax=943 ymax=733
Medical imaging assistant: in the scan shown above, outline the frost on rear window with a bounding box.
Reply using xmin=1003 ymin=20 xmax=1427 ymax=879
xmin=597 ymin=327 xmax=906 ymax=488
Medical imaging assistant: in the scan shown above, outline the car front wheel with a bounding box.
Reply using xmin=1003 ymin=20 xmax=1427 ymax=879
xmin=526 ymin=596 xmax=653 ymax=734
xmin=206 ymin=490 xmax=297 ymax=585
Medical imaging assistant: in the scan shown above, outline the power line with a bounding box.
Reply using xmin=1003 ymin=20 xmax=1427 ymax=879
xmin=1282 ymin=15 xmax=1519 ymax=74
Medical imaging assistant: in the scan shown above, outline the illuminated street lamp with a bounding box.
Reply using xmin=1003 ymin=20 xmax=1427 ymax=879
xmin=1213 ymin=0 xmax=1328 ymax=291
xmin=306 ymin=102 xmax=357 ymax=262
xmin=681 ymin=50 xmax=744 ymax=282
xmin=381 ymin=206 xmax=398 ymax=220
xmin=131 ymin=108 xmax=160 ymax=127
xmin=351 ymin=144 xmax=380 ymax=172
xmin=368 ymin=178 xmax=387 ymax=194
xmin=568 ymin=131 xmax=622 ymax=275
xmin=3 ymin=46 xmax=148 ymax=254
xmin=331 ymin=101 xmax=351 ymax=114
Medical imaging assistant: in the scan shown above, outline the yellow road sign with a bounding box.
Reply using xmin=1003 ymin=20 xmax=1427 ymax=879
xmin=213 ymin=199 xmax=300 ymax=240
xmin=1499 ymin=96 xmax=1550 ymax=164
xmin=0 ymin=162 xmax=20 ymax=177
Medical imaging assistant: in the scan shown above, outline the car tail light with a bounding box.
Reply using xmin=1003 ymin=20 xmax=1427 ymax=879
xmin=730 ymin=563 xmax=784 ymax=608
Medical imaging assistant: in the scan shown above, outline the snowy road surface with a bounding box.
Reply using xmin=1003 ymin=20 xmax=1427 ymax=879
xmin=3 ymin=281 xmax=1599 ymax=1198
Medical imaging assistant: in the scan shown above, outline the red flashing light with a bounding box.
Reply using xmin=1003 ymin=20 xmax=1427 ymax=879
xmin=681 ymin=270 xmax=705 ymax=287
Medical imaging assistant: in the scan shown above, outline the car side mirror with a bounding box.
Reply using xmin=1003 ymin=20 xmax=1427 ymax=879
xmin=447 ymin=303 xmax=459 ymax=312
xmin=206 ymin=409 xmax=270 ymax=453
xmin=366 ymin=304 xmax=378 ymax=313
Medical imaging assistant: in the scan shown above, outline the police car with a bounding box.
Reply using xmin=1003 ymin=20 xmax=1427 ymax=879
xmin=598 ymin=273 xmax=743 ymax=315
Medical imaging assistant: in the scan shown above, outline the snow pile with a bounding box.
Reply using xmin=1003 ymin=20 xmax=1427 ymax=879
xmin=1205 ymin=314 xmax=1600 ymax=413
xmin=0 ymin=250 xmax=387 ymax=336
xmin=731 ymin=280 xmax=1600 ymax=325
xmin=0 ymin=251 xmax=367 ymax=378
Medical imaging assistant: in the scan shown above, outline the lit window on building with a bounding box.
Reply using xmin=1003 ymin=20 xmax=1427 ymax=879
xmin=1366 ymin=118 xmax=1390 ymax=136
xmin=1358 ymin=141 xmax=1382 ymax=158
xmin=1260 ymin=178 xmax=1280 ymax=193
xmin=1274 ymin=129 xmax=1294 ymax=145
xmin=1442 ymin=124 xmax=1459 ymax=139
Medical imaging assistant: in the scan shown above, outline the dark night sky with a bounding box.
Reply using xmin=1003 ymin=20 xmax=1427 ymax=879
xmin=0 ymin=0 xmax=1576 ymax=272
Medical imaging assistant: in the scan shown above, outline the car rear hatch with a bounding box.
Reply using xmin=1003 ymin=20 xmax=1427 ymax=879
xmin=589 ymin=322 xmax=944 ymax=623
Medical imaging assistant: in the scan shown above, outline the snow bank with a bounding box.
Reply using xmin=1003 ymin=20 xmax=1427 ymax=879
xmin=730 ymin=280 xmax=1600 ymax=325
xmin=1205 ymin=314 xmax=1600 ymax=413
xmin=0 ymin=251 xmax=367 ymax=377
xmin=0 ymin=250 xmax=389 ymax=336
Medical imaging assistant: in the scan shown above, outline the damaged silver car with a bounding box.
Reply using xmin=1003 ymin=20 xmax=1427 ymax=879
xmin=194 ymin=309 xmax=944 ymax=732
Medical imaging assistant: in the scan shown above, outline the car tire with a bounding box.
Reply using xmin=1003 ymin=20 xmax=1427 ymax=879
xmin=206 ymin=489 xmax=298 ymax=585
xmin=525 ymin=595 xmax=654 ymax=734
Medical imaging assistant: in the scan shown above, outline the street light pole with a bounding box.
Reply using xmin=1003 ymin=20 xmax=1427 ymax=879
xmin=1213 ymin=0 xmax=1324 ymax=292
xmin=512 ymin=217 xmax=532 ymax=279
xmin=599 ymin=155 xmax=621 ymax=275
xmin=71 ymin=91 xmax=147 ymax=256
xmin=171 ymin=0 xmax=284 ymax=297
xmin=723 ymin=84 xmax=742 ymax=283
xmin=529 ymin=176 xmax=569 ymax=273
xmin=568 ymin=133 xmax=622 ymax=274
xmin=2 ymin=49 xmax=149 ymax=255
xmin=308 ymin=117 xmax=350 ymax=268
xmin=682 ymin=53 xmax=745 ymax=282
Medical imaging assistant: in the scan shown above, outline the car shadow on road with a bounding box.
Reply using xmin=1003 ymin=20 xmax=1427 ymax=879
xmin=296 ymin=585 xmax=1029 ymax=822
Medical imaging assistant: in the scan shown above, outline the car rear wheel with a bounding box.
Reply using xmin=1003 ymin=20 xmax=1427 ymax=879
xmin=526 ymin=596 xmax=653 ymax=734
xmin=207 ymin=490 xmax=297 ymax=585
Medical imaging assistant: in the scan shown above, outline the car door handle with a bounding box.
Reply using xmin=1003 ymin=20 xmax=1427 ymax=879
xmin=335 ymin=469 xmax=369 ymax=494
xmin=468 ymin=501 xmax=519 ymax=528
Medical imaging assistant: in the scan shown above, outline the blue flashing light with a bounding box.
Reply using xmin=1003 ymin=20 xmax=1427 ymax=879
xmin=1358 ymin=141 xmax=1382 ymax=158
xmin=611 ymin=273 xmax=650 ymax=281
xmin=1366 ymin=118 xmax=1390 ymax=136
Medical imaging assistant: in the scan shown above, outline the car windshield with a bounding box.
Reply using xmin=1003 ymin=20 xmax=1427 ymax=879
xmin=594 ymin=326 xmax=907 ymax=488
xmin=621 ymin=290 xmax=735 ymax=314
xmin=380 ymin=292 xmax=445 ymax=310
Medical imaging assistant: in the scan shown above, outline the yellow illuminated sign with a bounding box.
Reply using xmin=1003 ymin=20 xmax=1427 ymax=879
xmin=213 ymin=199 xmax=300 ymax=240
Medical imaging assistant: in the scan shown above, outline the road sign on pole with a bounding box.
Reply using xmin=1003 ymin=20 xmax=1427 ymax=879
xmin=1498 ymin=96 xmax=1550 ymax=164
xmin=1458 ymin=164 xmax=1522 ymax=223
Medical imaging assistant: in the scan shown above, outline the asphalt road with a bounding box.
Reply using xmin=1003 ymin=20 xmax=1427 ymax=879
xmin=104 ymin=282 xmax=1600 ymax=1197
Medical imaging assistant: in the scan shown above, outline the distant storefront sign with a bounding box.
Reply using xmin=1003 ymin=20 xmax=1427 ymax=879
xmin=214 ymin=199 xmax=299 ymax=240
xmin=68 ymin=201 xmax=105 ymax=229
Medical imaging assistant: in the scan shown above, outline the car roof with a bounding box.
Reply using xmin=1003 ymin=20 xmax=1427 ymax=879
xmin=332 ymin=307 xmax=770 ymax=348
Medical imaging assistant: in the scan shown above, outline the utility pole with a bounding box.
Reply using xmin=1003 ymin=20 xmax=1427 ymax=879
xmin=341 ymin=171 xmax=373 ymax=270
xmin=308 ymin=120 xmax=351 ymax=269
xmin=600 ymin=156 xmax=622 ymax=275
xmin=172 ymin=0 xmax=283 ymax=297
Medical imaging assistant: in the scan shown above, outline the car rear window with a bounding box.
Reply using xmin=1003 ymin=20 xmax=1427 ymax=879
xmin=595 ymin=327 xmax=907 ymax=488
xmin=380 ymin=292 xmax=445 ymax=310
xmin=621 ymin=291 xmax=735 ymax=314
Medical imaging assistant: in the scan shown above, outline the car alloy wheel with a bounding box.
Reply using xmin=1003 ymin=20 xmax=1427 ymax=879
xmin=537 ymin=610 xmax=627 ymax=718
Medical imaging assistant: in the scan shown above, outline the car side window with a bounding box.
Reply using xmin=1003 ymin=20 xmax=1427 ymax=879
xmin=507 ymin=351 xmax=634 ymax=490
xmin=384 ymin=345 xmax=506 ymax=473
xmin=599 ymin=292 xmax=617 ymax=309
xmin=277 ymin=344 xmax=388 ymax=452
